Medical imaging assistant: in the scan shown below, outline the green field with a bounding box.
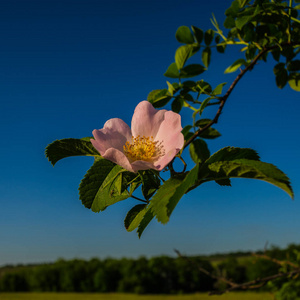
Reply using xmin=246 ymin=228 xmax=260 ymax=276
xmin=0 ymin=293 xmax=274 ymax=300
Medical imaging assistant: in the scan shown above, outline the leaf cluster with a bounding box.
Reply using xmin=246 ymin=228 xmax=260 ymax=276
xmin=46 ymin=138 xmax=293 ymax=237
xmin=46 ymin=0 xmax=298 ymax=238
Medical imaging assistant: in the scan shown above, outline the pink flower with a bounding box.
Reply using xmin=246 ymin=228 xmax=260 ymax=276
xmin=91 ymin=101 xmax=184 ymax=173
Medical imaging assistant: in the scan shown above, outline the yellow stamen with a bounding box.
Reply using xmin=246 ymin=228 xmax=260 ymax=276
xmin=123 ymin=135 xmax=164 ymax=162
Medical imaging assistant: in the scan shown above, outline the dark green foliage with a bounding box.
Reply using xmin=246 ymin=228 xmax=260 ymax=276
xmin=189 ymin=139 xmax=210 ymax=164
xmin=79 ymin=158 xmax=115 ymax=209
xmin=147 ymin=88 xmax=172 ymax=107
xmin=215 ymin=257 xmax=247 ymax=289
xmin=2 ymin=244 xmax=300 ymax=294
xmin=45 ymin=138 xmax=100 ymax=166
xmin=0 ymin=256 xmax=215 ymax=294
xmin=175 ymin=26 xmax=194 ymax=44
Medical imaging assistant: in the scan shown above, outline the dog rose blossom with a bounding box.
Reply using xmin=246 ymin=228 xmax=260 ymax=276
xmin=91 ymin=101 xmax=184 ymax=173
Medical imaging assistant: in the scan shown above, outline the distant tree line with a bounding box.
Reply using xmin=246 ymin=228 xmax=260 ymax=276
xmin=0 ymin=244 xmax=299 ymax=294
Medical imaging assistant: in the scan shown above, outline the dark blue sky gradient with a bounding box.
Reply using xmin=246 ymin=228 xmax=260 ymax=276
xmin=0 ymin=0 xmax=299 ymax=265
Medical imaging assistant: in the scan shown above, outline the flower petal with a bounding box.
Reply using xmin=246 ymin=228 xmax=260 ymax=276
xmin=154 ymin=148 xmax=178 ymax=170
xmin=131 ymin=101 xmax=166 ymax=138
xmin=102 ymin=148 xmax=135 ymax=173
xmin=154 ymin=111 xmax=184 ymax=153
xmin=131 ymin=160 xmax=156 ymax=173
xmin=103 ymin=118 xmax=132 ymax=140
xmin=91 ymin=118 xmax=131 ymax=154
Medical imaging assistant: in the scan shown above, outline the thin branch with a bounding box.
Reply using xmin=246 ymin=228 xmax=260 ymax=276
xmin=210 ymin=268 xmax=300 ymax=295
xmin=174 ymin=249 xmax=238 ymax=288
xmin=175 ymin=248 xmax=300 ymax=296
xmin=183 ymin=41 xmax=300 ymax=150
xmin=254 ymin=253 xmax=299 ymax=269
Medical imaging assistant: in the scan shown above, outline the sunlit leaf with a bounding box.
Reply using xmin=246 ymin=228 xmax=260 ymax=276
xmin=208 ymin=159 xmax=293 ymax=198
xmin=224 ymin=59 xmax=247 ymax=74
xmin=91 ymin=165 xmax=130 ymax=212
xmin=164 ymin=62 xmax=180 ymax=78
xmin=202 ymin=47 xmax=211 ymax=68
xmin=175 ymin=45 xmax=195 ymax=70
xmin=288 ymin=73 xmax=300 ymax=91
xmin=137 ymin=208 xmax=154 ymax=238
xmin=124 ymin=204 xmax=148 ymax=231
xmin=212 ymin=82 xmax=227 ymax=95
xmin=199 ymin=97 xmax=213 ymax=115
xmin=150 ymin=165 xmax=199 ymax=224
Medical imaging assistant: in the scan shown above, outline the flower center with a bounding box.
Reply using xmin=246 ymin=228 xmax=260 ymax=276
xmin=123 ymin=135 xmax=164 ymax=162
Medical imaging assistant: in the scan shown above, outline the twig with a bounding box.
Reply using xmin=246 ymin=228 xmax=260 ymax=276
xmin=183 ymin=41 xmax=300 ymax=150
xmin=175 ymin=248 xmax=300 ymax=296
xmin=254 ymin=253 xmax=299 ymax=269
xmin=174 ymin=249 xmax=238 ymax=288
xmin=209 ymin=268 xmax=300 ymax=295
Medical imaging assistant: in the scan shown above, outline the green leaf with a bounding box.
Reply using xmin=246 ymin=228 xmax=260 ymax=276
xmin=171 ymin=97 xmax=183 ymax=113
xmin=199 ymin=128 xmax=221 ymax=139
xmin=212 ymin=82 xmax=227 ymax=95
xmin=271 ymin=48 xmax=281 ymax=62
xmin=235 ymin=15 xmax=252 ymax=30
xmin=175 ymin=45 xmax=195 ymax=70
xmin=140 ymin=170 xmax=161 ymax=201
xmin=287 ymin=60 xmax=300 ymax=72
xmin=182 ymin=125 xmax=192 ymax=139
xmin=225 ymin=0 xmax=240 ymax=17
xmin=166 ymin=81 xmax=176 ymax=96
xmin=224 ymin=16 xmax=236 ymax=29
xmin=79 ymin=159 xmax=116 ymax=209
xmin=288 ymin=73 xmax=300 ymax=92
xmin=147 ymin=89 xmax=172 ymax=108
xmin=147 ymin=89 xmax=168 ymax=102
xmin=208 ymin=159 xmax=293 ymax=198
xmin=45 ymin=138 xmax=100 ymax=166
xmin=180 ymin=64 xmax=206 ymax=78
xmin=164 ymin=62 xmax=180 ymax=78
xmin=175 ymin=26 xmax=194 ymax=44
xmin=196 ymin=80 xmax=212 ymax=94
xmin=91 ymin=165 xmax=130 ymax=212
xmin=224 ymin=58 xmax=247 ymax=74
xmin=206 ymin=147 xmax=260 ymax=163
xmin=195 ymin=119 xmax=221 ymax=139
xmin=191 ymin=26 xmax=203 ymax=43
xmin=150 ymin=165 xmax=199 ymax=224
xmin=216 ymin=44 xmax=226 ymax=53
xmin=199 ymin=97 xmax=212 ymax=115
xmin=195 ymin=119 xmax=212 ymax=127
xmin=202 ymin=47 xmax=211 ymax=68
xmin=124 ymin=204 xmax=147 ymax=231
xmin=273 ymin=63 xmax=288 ymax=89
xmin=137 ymin=208 xmax=154 ymax=238
xmin=204 ymin=29 xmax=214 ymax=45
xmin=189 ymin=139 xmax=210 ymax=164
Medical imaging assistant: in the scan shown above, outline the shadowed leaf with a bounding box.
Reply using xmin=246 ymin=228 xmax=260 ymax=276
xmin=46 ymin=138 xmax=100 ymax=166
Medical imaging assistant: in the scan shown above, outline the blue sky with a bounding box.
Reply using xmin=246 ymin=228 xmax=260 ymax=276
xmin=0 ymin=0 xmax=299 ymax=266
